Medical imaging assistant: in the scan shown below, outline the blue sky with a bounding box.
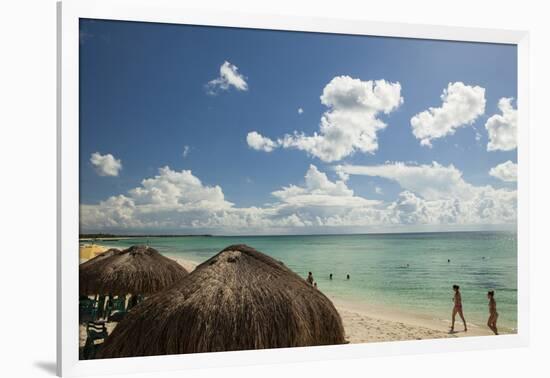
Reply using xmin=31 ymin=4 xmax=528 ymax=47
xmin=79 ymin=19 xmax=518 ymax=235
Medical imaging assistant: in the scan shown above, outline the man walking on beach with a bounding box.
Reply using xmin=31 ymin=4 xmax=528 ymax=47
xmin=451 ymin=285 xmax=467 ymax=333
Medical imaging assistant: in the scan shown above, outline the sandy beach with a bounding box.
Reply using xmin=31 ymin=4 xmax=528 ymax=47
xmin=79 ymin=244 xmax=502 ymax=348
xmin=331 ymin=297 xmax=497 ymax=343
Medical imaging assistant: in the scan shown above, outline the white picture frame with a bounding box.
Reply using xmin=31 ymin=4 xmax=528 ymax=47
xmin=57 ymin=0 xmax=530 ymax=376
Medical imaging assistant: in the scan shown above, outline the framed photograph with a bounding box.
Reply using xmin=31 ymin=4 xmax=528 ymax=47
xmin=58 ymin=0 xmax=529 ymax=376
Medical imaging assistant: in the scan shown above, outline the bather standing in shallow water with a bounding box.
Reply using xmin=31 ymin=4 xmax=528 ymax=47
xmin=451 ymin=284 xmax=467 ymax=333
xmin=306 ymin=271 xmax=314 ymax=285
xmin=487 ymin=290 xmax=499 ymax=335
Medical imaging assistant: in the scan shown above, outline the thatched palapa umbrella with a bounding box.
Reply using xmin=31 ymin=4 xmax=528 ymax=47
xmin=98 ymin=244 xmax=345 ymax=358
xmin=79 ymin=245 xmax=189 ymax=296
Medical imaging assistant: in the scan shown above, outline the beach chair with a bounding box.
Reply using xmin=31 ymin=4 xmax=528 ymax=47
xmin=107 ymin=296 xmax=126 ymax=313
xmin=82 ymin=321 xmax=108 ymax=359
xmin=106 ymin=296 xmax=127 ymax=321
xmin=79 ymin=297 xmax=98 ymax=324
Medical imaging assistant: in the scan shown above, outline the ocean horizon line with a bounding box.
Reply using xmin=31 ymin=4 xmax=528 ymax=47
xmin=80 ymin=228 xmax=518 ymax=239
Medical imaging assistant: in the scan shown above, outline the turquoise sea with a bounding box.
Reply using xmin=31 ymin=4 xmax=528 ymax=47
xmin=96 ymin=231 xmax=517 ymax=331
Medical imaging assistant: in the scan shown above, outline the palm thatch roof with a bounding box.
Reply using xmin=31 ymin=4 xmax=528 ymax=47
xmin=79 ymin=245 xmax=189 ymax=296
xmin=98 ymin=244 xmax=345 ymax=358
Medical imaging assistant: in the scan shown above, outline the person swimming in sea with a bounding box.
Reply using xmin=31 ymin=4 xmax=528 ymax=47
xmin=487 ymin=290 xmax=499 ymax=335
xmin=450 ymin=284 xmax=467 ymax=333
xmin=329 ymin=273 xmax=333 ymax=280
xmin=346 ymin=274 xmax=350 ymax=280
xmin=306 ymin=272 xmax=314 ymax=285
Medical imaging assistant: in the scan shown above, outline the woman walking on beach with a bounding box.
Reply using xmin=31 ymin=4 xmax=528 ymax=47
xmin=487 ymin=290 xmax=499 ymax=335
xmin=451 ymin=285 xmax=467 ymax=333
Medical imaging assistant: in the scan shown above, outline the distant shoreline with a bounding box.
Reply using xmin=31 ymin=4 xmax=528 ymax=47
xmin=79 ymin=234 xmax=213 ymax=240
xmin=80 ymin=229 xmax=517 ymax=240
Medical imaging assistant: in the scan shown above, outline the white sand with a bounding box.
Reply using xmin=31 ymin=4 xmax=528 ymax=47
xmin=170 ymin=256 xmax=199 ymax=272
xmin=330 ymin=297 xmax=498 ymax=343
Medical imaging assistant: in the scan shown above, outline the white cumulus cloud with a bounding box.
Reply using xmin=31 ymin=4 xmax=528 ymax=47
xmin=410 ymin=82 xmax=486 ymax=147
xmin=90 ymin=152 xmax=122 ymax=177
xmin=246 ymin=131 xmax=277 ymax=152
xmin=206 ymin=61 xmax=248 ymax=95
xmin=272 ymin=164 xmax=379 ymax=210
xmin=247 ymin=75 xmax=403 ymax=162
xmin=81 ymin=166 xmax=234 ymax=231
xmin=489 ymin=161 xmax=517 ymax=182
xmin=485 ymin=98 xmax=517 ymax=151
xmin=80 ymin=165 xmax=377 ymax=233
xmin=334 ymin=161 xmax=517 ymax=225
xmin=335 ymin=161 xmax=474 ymax=200
xmin=81 ymin=163 xmax=516 ymax=234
